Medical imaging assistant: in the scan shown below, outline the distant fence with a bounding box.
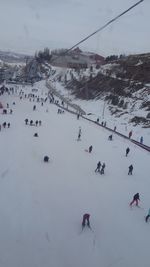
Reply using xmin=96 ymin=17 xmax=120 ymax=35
xmin=46 ymin=81 xmax=86 ymax=115
xmin=7 ymin=81 xmax=32 ymax=86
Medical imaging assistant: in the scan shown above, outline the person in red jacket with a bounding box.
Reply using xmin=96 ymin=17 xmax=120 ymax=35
xmin=82 ymin=214 xmax=90 ymax=228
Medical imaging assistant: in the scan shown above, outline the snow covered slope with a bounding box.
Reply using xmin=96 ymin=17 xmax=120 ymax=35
xmin=47 ymin=65 xmax=150 ymax=146
xmin=0 ymin=82 xmax=149 ymax=267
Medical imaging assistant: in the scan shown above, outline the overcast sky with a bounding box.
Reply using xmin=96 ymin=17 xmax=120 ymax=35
xmin=0 ymin=0 xmax=149 ymax=56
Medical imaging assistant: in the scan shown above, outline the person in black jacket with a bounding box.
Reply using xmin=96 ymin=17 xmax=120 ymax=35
xmin=82 ymin=214 xmax=90 ymax=229
xmin=25 ymin=118 xmax=28 ymax=125
xmin=108 ymin=134 xmax=112 ymax=141
xmin=130 ymin=193 xmax=140 ymax=207
xmin=89 ymin=145 xmax=93 ymax=153
xmin=95 ymin=161 xmax=101 ymax=173
xmin=128 ymin=164 xmax=133 ymax=175
xmin=126 ymin=147 xmax=130 ymax=157
xmin=100 ymin=163 xmax=106 ymax=174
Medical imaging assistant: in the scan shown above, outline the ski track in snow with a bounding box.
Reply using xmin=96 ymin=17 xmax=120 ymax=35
xmin=0 ymin=80 xmax=149 ymax=267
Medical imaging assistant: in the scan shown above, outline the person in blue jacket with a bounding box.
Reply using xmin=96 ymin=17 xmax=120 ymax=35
xmin=140 ymin=136 xmax=143 ymax=144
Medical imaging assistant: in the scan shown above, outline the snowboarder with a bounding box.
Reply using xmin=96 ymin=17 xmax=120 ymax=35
xmin=108 ymin=134 xmax=113 ymax=141
xmin=128 ymin=164 xmax=133 ymax=175
xmin=89 ymin=145 xmax=93 ymax=153
xmin=82 ymin=214 xmax=90 ymax=229
xmin=100 ymin=163 xmax=106 ymax=174
xmin=44 ymin=156 xmax=49 ymax=162
xmin=129 ymin=130 xmax=132 ymax=139
xmin=95 ymin=161 xmax=101 ymax=173
xmin=126 ymin=147 xmax=130 ymax=157
xmin=130 ymin=193 xmax=140 ymax=207
xmin=145 ymin=208 xmax=150 ymax=222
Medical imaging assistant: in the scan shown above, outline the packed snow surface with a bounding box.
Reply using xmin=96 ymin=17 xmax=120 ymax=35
xmin=0 ymin=82 xmax=149 ymax=267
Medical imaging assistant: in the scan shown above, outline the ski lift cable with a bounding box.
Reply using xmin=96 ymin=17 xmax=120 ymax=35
xmin=51 ymin=0 xmax=144 ymax=63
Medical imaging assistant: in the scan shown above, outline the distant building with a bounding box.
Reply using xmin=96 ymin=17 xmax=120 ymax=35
xmin=51 ymin=47 xmax=105 ymax=69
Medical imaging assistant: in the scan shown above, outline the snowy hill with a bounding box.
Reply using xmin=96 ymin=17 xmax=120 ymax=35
xmin=0 ymin=81 xmax=150 ymax=267
xmin=45 ymin=59 xmax=150 ymax=146
xmin=0 ymin=50 xmax=32 ymax=64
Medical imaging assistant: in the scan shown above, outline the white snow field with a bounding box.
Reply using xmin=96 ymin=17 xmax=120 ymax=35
xmin=0 ymin=83 xmax=150 ymax=267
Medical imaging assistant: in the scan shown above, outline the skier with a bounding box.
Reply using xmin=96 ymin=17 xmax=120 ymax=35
xmin=77 ymin=114 xmax=80 ymax=120
xmin=33 ymin=105 xmax=36 ymax=111
xmin=145 ymin=208 xmax=150 ymax=222
xmin=82 ymin=214 xmax=90 ymax=229
xmin=30 ymin=120 xmax=33 ymax=126
xmin=7 ymin=123 xmax=10 ymax=128
xmin=35 ymin=120 xmax=38 ymax=126
xmin=129 ymin=130 xmax=132 ymax=139
xmin=25 ymin=118 xmax=28 ymax=125
xmin=108 ymin=134 xmax=113 ymax=141
xmin=128 ymin=164 xmax=133 ymax=175
xmin=130 ymin=193 xmax=140 ymax=207
xmin=34 ymin=133 xmax=38 ymax=137
xmin=39 ymin=120 xmax=42 ymax=126
xmin=114 ymin=126 xmax=117 ymax=131
xmin=126 ymin=147 xmax=130 ymax=157
xmin=44 ymin=156 xmax=49 ymax=162
xmin=140 ymin=136 xmax=143 ymax=144
xmin=95 ymin=161 xmax=101 ymax=173
xmin=89 ymin=145 xmax=93 ymax=153
xmin=100 ymin=163 xmax=106 ymax=174
xmin=77 ymin=127 xmax=82 ymax=141
xmin=3 ymin=122 xmax=6 ymax=128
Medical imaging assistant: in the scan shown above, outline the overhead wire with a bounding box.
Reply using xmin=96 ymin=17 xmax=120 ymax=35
xmin=51 ymin=0 xmax=144 ymax=63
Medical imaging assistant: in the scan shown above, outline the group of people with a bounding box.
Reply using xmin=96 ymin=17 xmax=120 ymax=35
xmin=25 ymin=119 xmax=42 ymax=126
xmin=129 ymin=193 xmax=150 ymax=223
xmin=0 ymin=122 xmax=10 ymax=130
xmin=95 ymin=161 xmax=106 ymax=174
xmin=82 ymin=193 xmax=150 ymax=230
xmin=57 ymin=108 xmax=64 ymax=114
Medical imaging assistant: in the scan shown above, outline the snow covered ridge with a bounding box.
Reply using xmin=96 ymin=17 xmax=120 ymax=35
xmin=46 ymin=54 xmax=150 ymax=130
